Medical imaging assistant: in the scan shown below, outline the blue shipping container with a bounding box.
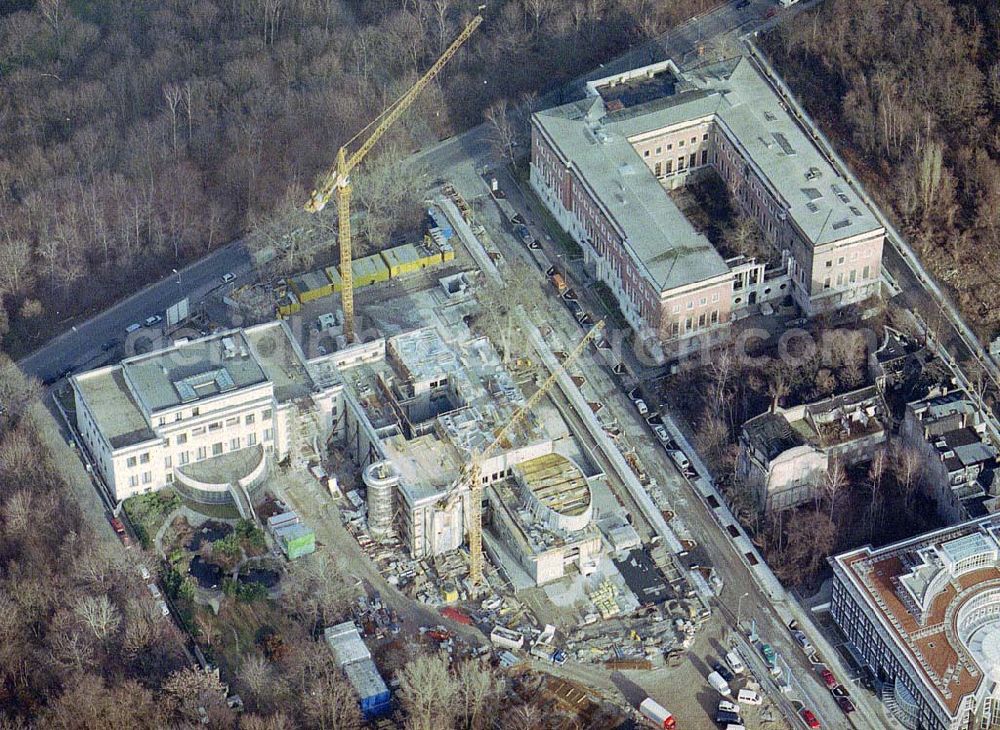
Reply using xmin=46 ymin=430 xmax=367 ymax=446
xmin=344 ymin=658 xmax=391 ymax=719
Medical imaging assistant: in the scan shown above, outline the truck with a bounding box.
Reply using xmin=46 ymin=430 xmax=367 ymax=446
xmin=708 ymin=670 xmax=732 ymax=697
xmin=639 ymin=698 xmax=676 ymax=730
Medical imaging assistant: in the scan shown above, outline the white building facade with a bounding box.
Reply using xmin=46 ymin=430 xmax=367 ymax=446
xmin=72 ymin=322 xmax=343 ymax=503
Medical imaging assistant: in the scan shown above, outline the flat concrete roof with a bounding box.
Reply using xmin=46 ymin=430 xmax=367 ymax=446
xmin=74 ymin=368 xmax=155 ymax=449
xmin=123 ymin=331 xmax=268 ymax=413
xmin=535 ymin=95 xmax=727 ymax=292
xmin=244 ymin=322 xmax=315 ymax=402
xmin=534 ymin=56 xmax=883 ymax=292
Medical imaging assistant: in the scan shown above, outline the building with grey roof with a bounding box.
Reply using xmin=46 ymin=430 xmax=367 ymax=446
xmin=738 ymin=386 xmax=886 ymax=513
xmin=72 ymin=321 xmax=344 ymax=504
xmin=901 ymin=388 xmax=999 ymax=523
xmin=531 ymin=57 xmax=884 ymax=357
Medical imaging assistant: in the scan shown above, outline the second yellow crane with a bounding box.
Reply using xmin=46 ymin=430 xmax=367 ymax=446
xmin=304 ymin=11 xmax=484 ymax=342
xmin=443 ymin=320 xmax=605 ymax=587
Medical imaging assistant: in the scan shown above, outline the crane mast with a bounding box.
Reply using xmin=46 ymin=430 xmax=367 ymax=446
xmin=305 ymin=12 xmax=484 ymax=342
xmin=454 ymin=320 xmax=605 ymax=586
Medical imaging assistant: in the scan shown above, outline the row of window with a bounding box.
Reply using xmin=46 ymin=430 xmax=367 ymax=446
xmin=667 ymin=310 xmax=721 ymax=338
xmin=670 ymin=291 xmax=721 ymax=314
xmin=653 ymin=149 xmax=709 ymax=177
xmin=125 ymin=430 xmax=273 ymax=479
xmin=641 ymin=131 xmax=710 ymax=158
xmin=157 ymin=407 xmax=272 ymax=431
xmin=822 ymin=266 xmax=871 ymax=290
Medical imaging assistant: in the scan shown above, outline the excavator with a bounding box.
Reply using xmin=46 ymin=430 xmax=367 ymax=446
xmin=304 ymin=9 xmax=485 ymax=342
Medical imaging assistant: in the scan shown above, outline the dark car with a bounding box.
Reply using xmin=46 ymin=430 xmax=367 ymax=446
xmin=836 ymin=696 xmax=856 ymax=714
xmin=102 ymin=339 xmax=119 ymax=352
xmin=712 ymin=661 xmax=734 ymax=683
xmin=736 ymin=0 xmax=750 ymax=7
xmin=714 ymin=709 xmax=741 ymax=725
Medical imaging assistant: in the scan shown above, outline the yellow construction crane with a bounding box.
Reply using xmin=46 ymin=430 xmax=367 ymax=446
xmin=304 ymin=11 xmax=484 ymax=342
xmin=446 ymin=320 xmax=605 ymax=586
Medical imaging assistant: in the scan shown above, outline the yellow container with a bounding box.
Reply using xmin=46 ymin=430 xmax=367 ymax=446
xmin=324 ymin=265 xmax=343 ymax=293
xmin=277 ymin=292 xmax=301 ymax=317
xmin=288 ymin=269 xmax=332 ymax=303
xmin=348 ymin=254 xmax=390 ymax=288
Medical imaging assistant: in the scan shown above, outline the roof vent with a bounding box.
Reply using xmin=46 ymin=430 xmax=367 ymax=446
xmin=806 ymin=202 xmax=819 ymax=213
xmin=832 ymin=219 xmax=852 ymax=230
xmin=805 ymin=166 xmax=822 ymax=181
xmin=803 ymin=187 xmax=823 ymax=201
xmin=763 ymin=110 xmax=777 ymax=121
xmin=849 ymin=206 xmax=863 ymax=217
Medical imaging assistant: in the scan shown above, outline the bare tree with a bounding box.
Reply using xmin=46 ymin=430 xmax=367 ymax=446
xmin=867 ymin=446 xmax=888 ymax=539
xmin=74 ymin=595 xmax=122 ymax=642
xmin=484 ymin=98 xmax=519 ymax=167
xmin=163 ymin=84 xmax=183 ymax=154
xmin=161 ymin=666 xmax=230 ymax=724
xmin=768 ymin=370 xmax=789 ymax=413
xmin=301 ymin=669 xmax=364 ymax=730
xmin=822 ymin=457 xmax=848 ymax=519
xmin=455 ymin=658 xmax=504 ymax=729
xmin=893 ymin=443 xmax=924 ymax=511
xmin=397 ymin=652 xmax=460 ymax=730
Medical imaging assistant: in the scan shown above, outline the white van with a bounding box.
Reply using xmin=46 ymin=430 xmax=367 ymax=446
xmin=737 ymin=689 xmax=762 ymax=706
xmin=724 ymin=725 xmax=746 ymax=730
xmin=726 ymin=650 xmax=746 ymax=675
xmin=708 ymin=670 xmax=732 ymax=696
xmin=125 ymin=322 xmax=142 ymax=334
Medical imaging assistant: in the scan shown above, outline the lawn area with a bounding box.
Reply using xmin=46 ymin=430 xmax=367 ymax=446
xmin=123 ymin=489 xmax=182 ymax=549
xmin=513 ymin=165 xmax=583 ymax=260
xmin=592 ymin=282 xmax=629 ymax=329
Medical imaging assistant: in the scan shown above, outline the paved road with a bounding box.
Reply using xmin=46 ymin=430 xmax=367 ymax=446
xmin=19 ymin=241 xmax=252 ymax=384
xmin=15 ymin=0 xmax=773 ymax=388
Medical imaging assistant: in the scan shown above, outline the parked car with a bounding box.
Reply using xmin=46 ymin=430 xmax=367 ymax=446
xmin=143 ymin=314 xmax=162 ymax=327
xmin=653 ymin=424 xmax=670 ymax=442
xmin=791 ymin=629 xmax=813 ymax=652
xmin=221 ymin=272 xmax=236 ymax=283
xmin=669 ymin=450 xmax=691 ymax=473
xmin=819 ymin=668 xmax=837 ymax=690
xmin=759 ymin=643 xmax=777 ymax=669
xmin=712 ymin=661 xmax=734 ymax=683
xmin=109 ymin=516 xmax=126 ymax=536
xmin=101 ymin=339 xmax=119 ymax=351
xmin=836 ymin=696 xmax=856 ymax=714
xmin=714 ymin=709 xmax=741 ymax=726
xmin=125 ymin=322 xmax=142 ymax=334
xmin=726 ymin=650 xmax=746 ymax=675
xmin=737 ymin=689 xmax=762 ymax=706
xmin=736 ymin=0 xmax=750 ymax=7
xmin=799 ymin=708 xmax=820 ymax=729
xmin=708 ymin=670 xmax=732 ymax=697
xmin=635 ymin=398 xmax=649 ymax=415
xmin=717 ymin=700 xmax=739 ymax=714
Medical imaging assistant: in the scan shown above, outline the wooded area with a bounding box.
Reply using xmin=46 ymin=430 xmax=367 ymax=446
xmin=763 ymin=0 xmax=1000 ymax=341
xmin=0 ymin=0 xmax=715 ymax=356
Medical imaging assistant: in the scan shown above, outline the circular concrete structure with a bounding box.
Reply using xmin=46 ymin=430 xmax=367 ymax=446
xmin=363 ymin=460 xmax=399 ymax=542
xmin=515 ymin=453 xmax=592 ymax=533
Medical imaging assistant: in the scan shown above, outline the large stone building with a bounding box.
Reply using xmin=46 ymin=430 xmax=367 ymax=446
xmin=72 ymin=322 xmax=343 ymax=505
xmin=831 ymin=515 xmax=1000 ymax=730
xmin=531 ymin=58 xmax=885 ymax=357
xmin=737 ymin=386 xmax=886 ymax=512
xmin=900 ymin=388 xmax=999 ymax=523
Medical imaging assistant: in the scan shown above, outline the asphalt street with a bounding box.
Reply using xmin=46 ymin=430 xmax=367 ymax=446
xmin=19 ymin=240 xmax=252 ymax=384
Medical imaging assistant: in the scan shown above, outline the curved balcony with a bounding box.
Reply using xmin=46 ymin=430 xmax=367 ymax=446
xmin=175 ymin=445 xmax=267 ymax=504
